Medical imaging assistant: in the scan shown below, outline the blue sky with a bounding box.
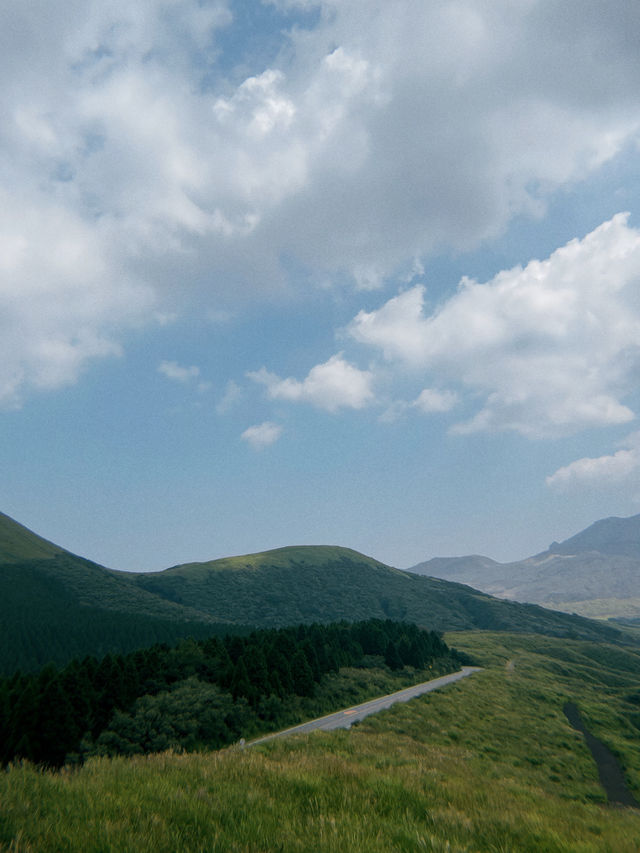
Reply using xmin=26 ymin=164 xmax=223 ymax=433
xmin=2 ymin=0 xmax=640 ymax=572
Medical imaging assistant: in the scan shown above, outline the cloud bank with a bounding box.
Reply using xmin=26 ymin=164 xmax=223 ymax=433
xmin=2 ymin=1 xmax=640 ymax=406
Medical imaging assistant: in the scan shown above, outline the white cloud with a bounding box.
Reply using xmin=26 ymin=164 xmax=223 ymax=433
xmin=0 ymin=194 xmax=153 ymax=408
xmin=413 ymin=388 xmax=458 ymax=414
xmin=3 ymin=1 xmax=640 ymax=405
xmin=249 ymin=354 xmax=374 ymax=412
xmin=241 ymin=420 xmax=283 ymax=449
xmin=349 ymin=287 xmax=431 ymax=366
xmin=158 ymin=360 xmax=201 ymax=384
xmin=349 ymin=214 xmax=640 ymax=437
xmin=546 ymin=432 xmax=640 ymax=490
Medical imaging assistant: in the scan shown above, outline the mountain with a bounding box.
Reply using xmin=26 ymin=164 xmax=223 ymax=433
xmin=0 ymin=511 xmax=627 ymax=674
xmin=0 ymin=512 xmax=231 ymax=673
xmin=409 ymin=513 xmax=640 ymax=620
xmin=547 ymin=514 xmax=640 ymax=559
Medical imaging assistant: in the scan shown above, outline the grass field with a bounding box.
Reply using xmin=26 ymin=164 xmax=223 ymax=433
xmin=2 ymin=631 xmax=640 ymax=851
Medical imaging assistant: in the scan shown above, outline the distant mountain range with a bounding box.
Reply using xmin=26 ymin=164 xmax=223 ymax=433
xmin=409 ymin=513 xmax=640 ymax=620
xmin=0 ymin=511 xmax=624 ymax=673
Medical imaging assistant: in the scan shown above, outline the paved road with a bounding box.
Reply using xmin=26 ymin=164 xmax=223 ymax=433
xmin=248 ymin=666 xmax=482 ymax=747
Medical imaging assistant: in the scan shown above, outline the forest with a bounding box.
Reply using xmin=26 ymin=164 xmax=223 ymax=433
xmin=0 ymin=619 xmax=462 ymax=768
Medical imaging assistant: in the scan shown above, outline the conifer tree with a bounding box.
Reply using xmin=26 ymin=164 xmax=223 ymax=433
xmin=291 ymin=649 xmax=315 ymax=697
xmin=230 ymin=657 xmax=252 ymax=701
xmin=385 ymin=640 xmax=403 ymax=671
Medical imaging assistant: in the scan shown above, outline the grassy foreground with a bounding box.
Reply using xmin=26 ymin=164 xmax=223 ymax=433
xmin=2 ymin=632 xmax=640 ymax=851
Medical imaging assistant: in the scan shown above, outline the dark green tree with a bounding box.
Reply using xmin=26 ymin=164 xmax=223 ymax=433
xmin=291 ymin=649 xmax=315 ymax=697
xmin=385 ymin=640 xmax=404 ymax=671
xmin=230 ymin=657 xmax=252 ymax=701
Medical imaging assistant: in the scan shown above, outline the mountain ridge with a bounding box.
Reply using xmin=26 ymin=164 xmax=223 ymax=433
xmin=158 ymin=544 xmax=387 ymax=574
xmin=547 ymin=513 xmax=640 ymax=559
xmin=0 ymin=511 xmax=65 ymax=562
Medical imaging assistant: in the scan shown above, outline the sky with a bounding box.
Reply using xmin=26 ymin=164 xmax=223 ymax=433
xmin=2 ymin=0 xmax=640 ymax=573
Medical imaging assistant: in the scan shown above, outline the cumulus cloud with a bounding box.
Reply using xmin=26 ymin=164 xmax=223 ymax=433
xmin=0 ymin=194 xmax=153 ymax=408
xmin=264 ymin=0 xmax=640 ymax=280
xmin=3 ymin=1 xmax=640 ymax=405
xmin=349 ymin=287 xmax=431 ymax=366
xmin=248 ymin=354 xmax=374 ymax=412
xmin=349 ymin=214 xmax=640 ymax=437
xmin=241 ymin=420 xmax=283 ymax=449
xmin=546 ymin=432 xmax=640 ymax=490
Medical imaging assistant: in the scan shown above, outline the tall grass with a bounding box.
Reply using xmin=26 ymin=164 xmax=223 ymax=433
xmin=2 ymin=632 xmax=640 ymax=851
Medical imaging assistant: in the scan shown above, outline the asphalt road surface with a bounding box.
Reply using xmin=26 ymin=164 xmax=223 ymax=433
xmin=248 ymin=666 xmax=482 ymax=747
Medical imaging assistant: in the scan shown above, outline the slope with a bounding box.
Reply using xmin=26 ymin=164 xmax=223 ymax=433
xmin=548 ymin=513 xmax=640 ymax=559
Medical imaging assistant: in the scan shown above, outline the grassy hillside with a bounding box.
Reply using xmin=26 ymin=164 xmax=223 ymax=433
xmin=131 ymin=545 xmax=624 ymax=643
xmin=0 ymin=512 xmax=217 ymax=621
xmin=3 ymin=631 xmax=640 ymax=851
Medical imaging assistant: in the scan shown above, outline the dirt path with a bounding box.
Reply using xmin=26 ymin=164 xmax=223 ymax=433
xmin=563 ymin=702 xmax=639 ymax=808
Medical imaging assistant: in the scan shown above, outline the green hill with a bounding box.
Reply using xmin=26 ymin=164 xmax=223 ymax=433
xmin=130 ymin=545 xmax=623 ymax=642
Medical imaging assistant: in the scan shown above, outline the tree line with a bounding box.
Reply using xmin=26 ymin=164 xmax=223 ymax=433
xmin=0 ymin=619 xmax=461 ymax=768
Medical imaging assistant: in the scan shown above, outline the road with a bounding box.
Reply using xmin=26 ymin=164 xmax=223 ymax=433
xmin=247 ymin=666 xmax=482 ymax=747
